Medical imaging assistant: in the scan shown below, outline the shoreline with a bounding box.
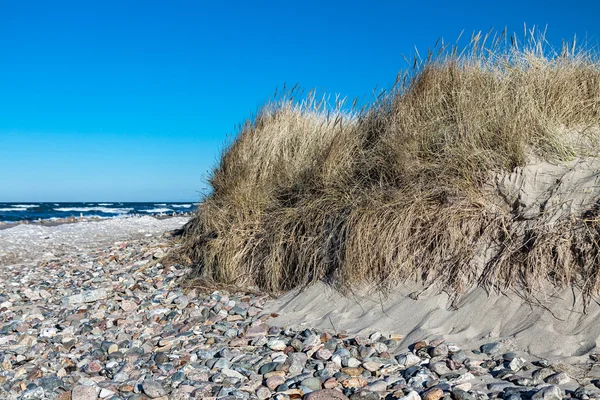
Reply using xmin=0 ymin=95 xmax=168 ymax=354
xmin=0 ymin=211 xmax=192 ymax=231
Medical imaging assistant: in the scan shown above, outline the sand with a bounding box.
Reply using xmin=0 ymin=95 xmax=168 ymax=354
xmin=264 ymin=281 xmax=600 ymax=365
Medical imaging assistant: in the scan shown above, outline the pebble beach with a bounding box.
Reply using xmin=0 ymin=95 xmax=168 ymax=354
xmin=2 ymin=218 xmax=600 ymax=400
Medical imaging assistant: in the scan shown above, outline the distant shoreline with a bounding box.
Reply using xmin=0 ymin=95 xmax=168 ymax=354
xmin=0 ymin=212 xmax=192 ymax=231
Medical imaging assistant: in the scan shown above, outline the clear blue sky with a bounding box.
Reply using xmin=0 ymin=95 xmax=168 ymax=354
xmin=0 ymin=0 xmax=598 ymax=202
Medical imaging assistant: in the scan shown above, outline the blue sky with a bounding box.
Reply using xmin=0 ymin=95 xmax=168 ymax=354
xmin=0 ymin=0 xmax=598 ymax=201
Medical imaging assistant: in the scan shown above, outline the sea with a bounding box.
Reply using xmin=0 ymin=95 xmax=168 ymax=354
xmin=0 ymin=202 xmax=197 ymax=223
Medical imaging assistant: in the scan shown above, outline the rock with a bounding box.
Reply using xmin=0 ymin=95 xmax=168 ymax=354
xmin=257 ymin=386 xmax=271 ymax=400
xmin=245 ymin=324 xmax=268 ymax=338
xmin=350 ymin=390 xmax=380 ymax=400
xmin=72 ymin=385 xmax=99 ymax=400
xmin=532 ymin=385 xmax=562 ymax=400
xmin=431 ymin=344 xmax=449 ymax=357
xmin=267 ymin=375 xmax=286 ymax=390
xmin=120 ymin=299 xmax=137 ymax=312
xmin=84 ymin=360 xmax=103 ymax=374
xmin=65 ymin=289 xmax=108 ymax=305
xmin=429 ymin=361 xmax=451 ymax=376
xmin=341 ymin=367 xmax=364 ymax=376
xmin=316 ymin=348 xmax=333 ymax=361
xmin=362 ymin=361 xmax=381 ymax=372
xmin=20 ymin=387 xmax=45 ymax=400
xmin=38 ymin=376 xmax=64 ymax=392
xmin=343 ymin=357 xmax=362 ymax=368
xmin=453 ymin=388 xmax=476 ymax=400
xmin=423 ymin=388 xmax=444 ymax=400
xmin=398 ymin=391 xmax=422 ymax=400
xmin=397 ymin=353 xmax=422 ymax=367
xmin=268 ymin=339 xmax=288 ymax=351
xmin=480 ymin=342 xmax=502 ymax=355
xmin=142 ymin=379 xmax=167 ymax=398
xmin=222 ymin=368 xmax=245 ymax=380
xmin=342 ymin=377 xmax=367 ymax=388
xmin=260 ymin=362 xmax=281 ymax=375
xmin=545 ymin=372 xmax=570 ymax=385
xmin=508 ymin=357 xmax=526 ymax=372
xmin=304 ymin=389 xmax=350 ymax=400
xmin=302 ymin=377 xmax=322 ymax=391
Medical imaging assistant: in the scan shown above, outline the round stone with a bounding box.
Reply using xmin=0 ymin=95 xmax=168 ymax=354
xmin=142 ymin=379 xmax=167 ymax=398
xmin=71 ymin=385 xmax=98 ymax=400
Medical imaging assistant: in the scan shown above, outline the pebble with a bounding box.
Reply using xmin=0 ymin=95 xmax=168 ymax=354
xmin=480 ymin=342 xmax=503 ymax=355
xmin=72 ymin=385 xmax=98 ymax=400
xmin=532 ymin=385 xmax=563 ymax=400
xmin=0 ymin=225 xmax=597 ymax=400
xmin=305 ymin=389 xmax=350 ymax=400
xmin=546 ymin=371 xmax=571 ymax=385
xmin=142 ymin=379 xmax=167 ymax=398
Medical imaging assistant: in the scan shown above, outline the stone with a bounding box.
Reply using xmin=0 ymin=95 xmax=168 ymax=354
xmin=423 ymin=388 xmax=444 ymax=400
xmin=343 ymin=357 xmax=362 ymax=368
xmin=453 ymin=388 xmax=476 ymax=400
xmin=120 ymin=299 xmax=137 ymax=312
xmin=362 ymin=361 xmax=381 ymax=372
xmin=268 ymin=339 xmax=288 ymax=351
xmin=245 ymin=324 xmax=268 ymax=338
xmin=65 ymin=289 xmax=108 ymax=305
xmin=84 ymin=360 xmax=103 ymax=374
xmin=397 ymin=353 xmax=422 ymax=367
xmin=480 ymin=342 xmax=502 ymax=355
xmin=316 ymin=348 xmax=333 ymax=361
xmin=398 ymin=391 xmax=422 ymax=400
xmin=20 ymin=387 xmax=45 ymax=400
xmin=267 ymin=375 xmax=286 ymax=390
xmin=545 ymin=372 xmax=570 ymax=385
xmin=142 ymin=379 xmax=167 ymax=398
xmin=350 ymin=390 xmax=380 ymax=400
xmin=429 ymin=361 xmax=451 ymax=376
xmin=431 ymin=344 xmax=449 ymax=357
xmin=341 ymin=367 xmax=364 ymax=376
xmin=342 ymin=377 xmax=367 ymax=388
xmin=259 ymin=362 xmax=281 ymax=375
xmin=257 ymin=386 xmax=271 ymax=400
xmin=304 ymin=389 xmax=350 ymax=400
xmin=367 ymin=381 xmax=387 ymax=392
xmin=72 ymin=385 xmax=99 ymax=400
xmin=508 ymin=357 xmax=526 ymax=372
xmin=302 ymin=377 xmax=322 ymax=391
xmin=532 ymin=385 xmax=562 ymax=400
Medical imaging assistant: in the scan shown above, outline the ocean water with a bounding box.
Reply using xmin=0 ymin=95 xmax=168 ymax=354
xmin=0 ymin=202 xmax=197 ymax=223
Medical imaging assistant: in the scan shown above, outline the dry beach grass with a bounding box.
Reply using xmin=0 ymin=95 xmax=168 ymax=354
xmin=177 ymin=30 xmax=600 ymax=302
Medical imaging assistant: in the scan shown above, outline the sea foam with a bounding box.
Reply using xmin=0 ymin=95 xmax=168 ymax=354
xmin=54 ymin=207 xmax=134 ymax=214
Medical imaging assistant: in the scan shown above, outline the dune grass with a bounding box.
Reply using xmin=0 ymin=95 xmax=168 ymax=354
xmin=178 ymin=29 xmax=600 ymax=300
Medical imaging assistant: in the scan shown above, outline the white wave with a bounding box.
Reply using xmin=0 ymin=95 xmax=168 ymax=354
xmin=98 ymin=203 xmax=113 ymax=206
xmin=54 ymin=207 xmax=133 ymax=214
xmin=0 ymin=208 xmax=27 ymax=212
xmin=141 ymin=208 xmax=173 ymax=213
xmin=154 ymin=203 xmax=167 ymax=206
xmin=171 ymin=204 xmax=192 ymax=208
xmin=12 ymin=204 xmax=38 ymax=209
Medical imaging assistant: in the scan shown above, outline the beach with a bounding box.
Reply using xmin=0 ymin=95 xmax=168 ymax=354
xmin=2 ymin=217 xmax=600 ymax=399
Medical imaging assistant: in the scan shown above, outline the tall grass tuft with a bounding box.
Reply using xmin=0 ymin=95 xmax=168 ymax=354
xmin=178 ymin=29 xmax=600 ymax=301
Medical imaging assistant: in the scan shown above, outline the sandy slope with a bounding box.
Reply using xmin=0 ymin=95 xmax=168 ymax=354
xmin=264 ymin=281 xmax=600 ymax=364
